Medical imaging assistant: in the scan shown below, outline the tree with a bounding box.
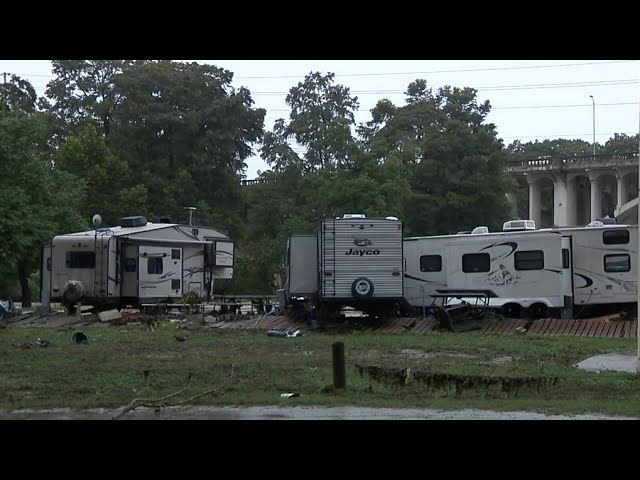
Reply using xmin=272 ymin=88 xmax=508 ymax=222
xmin=42 ymin=60 xmax=135 ymax=138
xmin=262 ymin=72 xmax=360 ymax=173
xmin=601 ymin=133 xmax=640 ymax=155
xmin=362 ymin=80 xmax=513 ymax=235
xmin=1 ymin=74 xmax=37 ymax=112
xmin=0 ymin=110 xmax=86 ymax=305
xmin=108 ymin=61 xmax=265 ymax=226
xmin=54 ymin=124 xmax=148 ymax=226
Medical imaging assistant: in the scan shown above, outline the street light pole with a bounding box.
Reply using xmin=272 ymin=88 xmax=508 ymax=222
xmin=589 ymin=95 xmax=596 ymax=156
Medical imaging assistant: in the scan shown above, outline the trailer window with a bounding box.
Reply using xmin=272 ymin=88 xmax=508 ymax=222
xmin=562 ymin=249 xmax=570 ymax=269
xmin=147 ymin=257 xmax=163 ymax=275
xmin=124 ymin=258 xmax=137 ymax=272
xmin=603 ymin=230 xmax=629 ymax=245
xmin=604 ymin=254 xmax=630 ymax=272
xmin=66 ymin=251 xmax=95 ymax=269
xmin=420 ymin=255 xmax=442 ymax=272
xmin=462 ymin=253 xmax=490 ymax=273
xmin=514 ymin=250 xmax=544 ymax=271
xmin=171 ymin=249 xmax=181 ymax=260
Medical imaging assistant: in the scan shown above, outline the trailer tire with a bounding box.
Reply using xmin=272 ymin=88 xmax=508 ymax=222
xmin=352 ymin=277 xmax=374 ymax=299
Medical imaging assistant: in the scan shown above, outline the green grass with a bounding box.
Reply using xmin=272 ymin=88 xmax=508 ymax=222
xmin=1 ymin=321 xmax=639 ymax=417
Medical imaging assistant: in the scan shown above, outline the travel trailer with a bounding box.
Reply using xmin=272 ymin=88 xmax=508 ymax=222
xmin=403 ymin=228 xmax=572 ymax=318
xmin=40 ymin=215 xmax=234 ymax=311
xmin=282 ymin=214 xmax=404 ymax=311
xmin=540 ymin=223 xmax=637 ymax=312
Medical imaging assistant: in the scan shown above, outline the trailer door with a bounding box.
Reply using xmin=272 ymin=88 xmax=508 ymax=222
xmin=561 ymin=236 xmax=573 ymax=311
xmin=138 ymin=245 xmax=183 ymax=299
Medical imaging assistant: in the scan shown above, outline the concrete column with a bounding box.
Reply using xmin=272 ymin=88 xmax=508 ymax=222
xmin=617 ymin=173 xmax=627 ymax=212
xmin=553 ymin=176 xmax=567 ymax=227
xmin=565 ymin=177 xmax=577 ymax=227
xmin=589 ymin=174 xmax=601 ymax=221
xmin=526 ymin=176 xmax=542 ymax=228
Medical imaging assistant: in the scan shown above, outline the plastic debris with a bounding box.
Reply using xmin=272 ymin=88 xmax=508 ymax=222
xmin=267 ymin=329 xmax=303 ymax=338
xmin=71 ymin=332 xmax=89 ymax=344
xmin=36 ymin=338 xmax=52 ymax=348
xmin=280 ymin=393 xmax=302 ymax=398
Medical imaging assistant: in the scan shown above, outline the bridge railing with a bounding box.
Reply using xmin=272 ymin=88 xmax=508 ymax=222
xmin=506 ymin=152 xmax=639 ymax=172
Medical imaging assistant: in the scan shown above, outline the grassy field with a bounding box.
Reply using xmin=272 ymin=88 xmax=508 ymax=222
xmin=1 ymin=319 xmax=639 ymax=417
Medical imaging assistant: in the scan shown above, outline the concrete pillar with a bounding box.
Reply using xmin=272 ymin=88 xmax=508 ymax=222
xmin=617 ymin=173 xmax=627 ymax=212
xmin=565 ymin=177 xmax=577 ymax=227
xmin=526 ymin=175 xmax=542 ymax=228
xmin=589 ymin=173 xmax=601 ymax=221
xmin=553 ymin=176 xmax=567 ymax=227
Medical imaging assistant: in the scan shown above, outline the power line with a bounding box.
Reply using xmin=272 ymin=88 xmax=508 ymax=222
xmin=10 ymin=60 xmax=638 ymax=81
xmin=500 ymin=131 xmax=638 ymax=139
xmin=266 ymin=101 xmax=640 ymax=113
xmin=233 ymin=60 xmax=638 ymax=79
xmin=250 ymin=79 xmax=639 ymax=96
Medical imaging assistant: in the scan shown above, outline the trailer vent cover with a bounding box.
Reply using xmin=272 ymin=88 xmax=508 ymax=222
xmin=120 ymin=216 xmax=148 ymax=228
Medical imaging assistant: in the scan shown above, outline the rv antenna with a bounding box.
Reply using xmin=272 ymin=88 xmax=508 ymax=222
xmin=92 ymin=214 xmax=102 ymax=229
xmin=184 ymin=206 xmax=196 ymax=226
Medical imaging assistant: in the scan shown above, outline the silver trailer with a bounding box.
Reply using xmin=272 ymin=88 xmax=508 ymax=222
xmin=283 ymin=214 xmax=404 ymax=309
xmin=40 ymin=215 xmax=234 ymax=311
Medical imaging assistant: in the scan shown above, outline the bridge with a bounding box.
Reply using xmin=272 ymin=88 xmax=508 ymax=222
xmin=241 ymin=152 xmax=640 ymax=228
xmin=506 ymin=152 xmax=639 ymax=227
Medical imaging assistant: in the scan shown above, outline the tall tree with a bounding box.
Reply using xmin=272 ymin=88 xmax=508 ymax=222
xmin=601 ymin=133 xmax=639 ymax=154
xmin=362 ymin=80 xmax=513 ymax=235
xmin=42 ymin=60 xmax=135 ymax=138
xmin=262 ymin=72 xmax=360 ymax=172
xmin=1 ymin=74 xmax=37 ymax=112
xmin=54 ymin=124 xmax=148 ymax=226
xmin=0 ymin=110 xmax=86 ymax=305
xmin=109 ymin=60 xmax=265 ymax=230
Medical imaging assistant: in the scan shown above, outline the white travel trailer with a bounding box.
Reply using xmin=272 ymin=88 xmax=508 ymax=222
xmin=403 ymin=229 xmax=572 ymax=318
xmin=283 ymin=215 xmax=404 ymax=310
xmin=540 ymin=224 xmax=638 ymax=311
xmin=40 ymin=216 xmax=234 ymax=311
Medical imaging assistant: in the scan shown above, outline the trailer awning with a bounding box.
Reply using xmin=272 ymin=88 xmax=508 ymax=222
xmin=118 ymin=236 xmax=215 ymax=245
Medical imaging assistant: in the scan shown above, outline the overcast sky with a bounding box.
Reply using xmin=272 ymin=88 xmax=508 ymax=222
xmin=1 ymin=59 xmax=638 ymax=178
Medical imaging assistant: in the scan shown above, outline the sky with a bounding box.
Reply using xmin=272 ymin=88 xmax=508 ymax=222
xmin=1 ymin=59 xmax=638 ymax=179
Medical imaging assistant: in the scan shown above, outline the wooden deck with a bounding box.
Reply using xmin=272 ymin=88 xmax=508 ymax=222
xmin=208 ymin=314 xmax=638 ymax=338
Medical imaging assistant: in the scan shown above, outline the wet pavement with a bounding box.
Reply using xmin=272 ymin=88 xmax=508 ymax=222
xmin=0 ymin=405 xmax=636 ymax=420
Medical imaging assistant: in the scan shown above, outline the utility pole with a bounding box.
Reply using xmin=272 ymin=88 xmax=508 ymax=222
xmin=589 ymin=95 xmax=596 ymax=156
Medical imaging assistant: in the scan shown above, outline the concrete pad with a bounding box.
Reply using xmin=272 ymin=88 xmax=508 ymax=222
xmin=575 ymin=352 xmax=640 ymax=373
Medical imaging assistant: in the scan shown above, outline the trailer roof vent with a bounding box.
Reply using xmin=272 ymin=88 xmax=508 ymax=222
xmin=120 ymin=216 xmax=148 ymax=228
xmin=342 ymin=213 xmax=366 ymax=219
xmin=503 ymin=219 xmax=535 ymax=232
xmin=471 ymin=226 xmax=489 ymax=234
xmin=385 ymin=216 xmax=399 ymax=221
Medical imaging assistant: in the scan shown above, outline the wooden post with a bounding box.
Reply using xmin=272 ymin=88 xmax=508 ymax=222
xmin=332 ymin=341 xmax=346 ymax=389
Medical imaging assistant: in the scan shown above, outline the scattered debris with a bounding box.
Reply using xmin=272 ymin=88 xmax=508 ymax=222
xmin=267 ymin=329 xmax=303 ymax=338
xmin=98 ymin=309 xmax=122 ymax=323
xmin=177 ymin=319 xmax=190 ymax=330
xmin=515 ymin=326 xmax=528 ymax=333
xmin=174 ymin=335 xmax=188 ymax=342
xmin=0 ymin=298 xmax=16 ymax=317
xmin=36 ymin=338 xmax=52 ymax=348
xmin=12 ymin=341 xmax=32 ymax=349
xmin=280 ymin=393 xmax=302 ymax=398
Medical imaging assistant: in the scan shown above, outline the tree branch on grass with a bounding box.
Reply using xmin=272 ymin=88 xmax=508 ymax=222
xmin=112 ymin=384 xmax=227 ymax=420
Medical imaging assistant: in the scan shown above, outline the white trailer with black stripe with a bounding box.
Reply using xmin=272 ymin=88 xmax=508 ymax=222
xmin=540 ymin=224 xmax=638 ymax=312
xmin=40 ymin=215 xmax=234 ymax=311
xmin=403 ymin=229 xmax=572 ymax=318
xmin=283 ymin=214 xmax=404 ymax=313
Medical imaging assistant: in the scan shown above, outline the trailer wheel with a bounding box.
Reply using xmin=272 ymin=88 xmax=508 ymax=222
xmin=352 ymin=277 xmax=374 ymax=299
xmin=501 ymin=303 xmax=523 ymax=319
xmin=528 ymin=303 xmax=549 ymax=320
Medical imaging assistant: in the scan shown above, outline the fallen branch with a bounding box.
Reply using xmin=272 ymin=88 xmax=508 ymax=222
xmin=112 ymin=384 xmax=227 ymax=420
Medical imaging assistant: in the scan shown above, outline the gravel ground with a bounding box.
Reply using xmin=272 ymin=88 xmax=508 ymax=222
xmin=0 ymin=405 xmax=636 ymax=420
